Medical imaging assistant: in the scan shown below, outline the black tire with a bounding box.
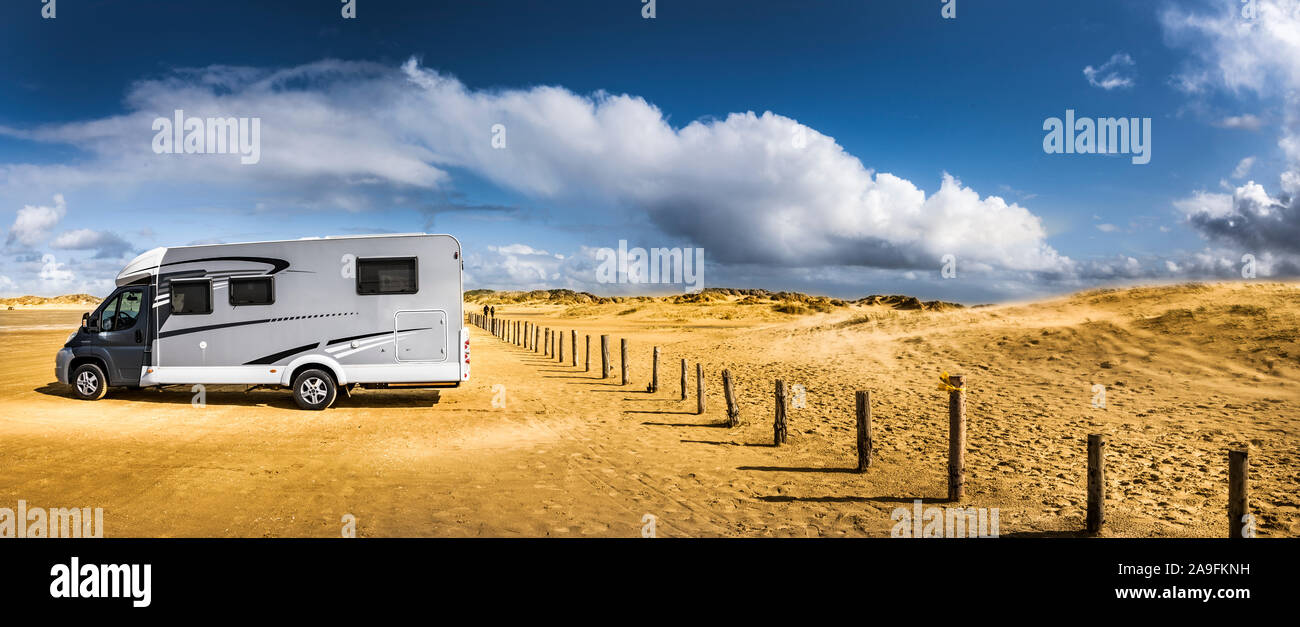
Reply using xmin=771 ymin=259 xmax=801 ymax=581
xmin=71 ymin=363 xmax=109 ymax=401
xmin=291 ymin=368 xmax=337 ymax=410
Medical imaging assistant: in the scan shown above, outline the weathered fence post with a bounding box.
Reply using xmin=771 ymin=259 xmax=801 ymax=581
xmin=1229 ymin=449 xmax=1249 ymax=539
xmin=533 ymin=326 xmax=539 ymax=353
xmin=571 ymin=330 xmax=577 ymax=367
xmin=649 ymin=347 xmax=660 ymax=392
xmin=1087 ymin=434 xmax=1105 ymax=533
xmin=856 ymin=391 xmax=872 ymax=472
xmin=551 ymin=331 xmax=556 ymax=361
xmin=722 ymin=369 xmax=739 ymax=428
xmin=585 ymin=335 xmax=591 ymax=372
xmin=680 ymin=359 xmax=688 ymax=401
xmin=947 ymin=374 xmax=966 ymax=502
xmin=544 ymin=328 xmax=549 ymax=355
xmin=558 ymin=330 xmax=564 ymax=363
xmin=693 ymin=363 xmax=704 ymax=414
xmin=620 ymin=339 xmax=629 ymax=385
xmin=600 ymin=335 xmax=610 ymax=379
xmin=773 ymin=379 xmax=787 ymax=445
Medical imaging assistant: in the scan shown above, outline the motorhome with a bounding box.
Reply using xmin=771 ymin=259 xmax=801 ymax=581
xmin=55 ymin=233 xmax=469 ymax=409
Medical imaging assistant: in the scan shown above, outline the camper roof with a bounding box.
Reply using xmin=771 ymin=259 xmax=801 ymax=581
xmin=114 ymin=233 xmax=443 ymax=286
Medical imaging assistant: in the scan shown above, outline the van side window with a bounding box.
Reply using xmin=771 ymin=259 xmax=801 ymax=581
xmin=356 ymin=257 xmax=418 ymax=295
xmin=229 ymin=276 xmax=274 ymax=306
xmin=98 ymin=294 xmax=121 ymax=331
xmin=171 ymin=279 xmax=213 ymax=315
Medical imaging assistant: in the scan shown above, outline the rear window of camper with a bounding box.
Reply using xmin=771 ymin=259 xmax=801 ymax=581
xmin=229 ymin=276 xmax=274 ymax=306
xmin=356 ymin=257 xmax=418 ymax=295
xmin=171 ymin=279 xmax=212 ymax=315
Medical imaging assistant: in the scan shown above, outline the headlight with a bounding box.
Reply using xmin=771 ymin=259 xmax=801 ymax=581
xmin=66 ymin=331 xmax=77 ymax=344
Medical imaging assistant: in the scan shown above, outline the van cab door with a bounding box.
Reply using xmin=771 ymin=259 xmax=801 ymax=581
xmin=96 ymin=286 xmax=150 ymax=385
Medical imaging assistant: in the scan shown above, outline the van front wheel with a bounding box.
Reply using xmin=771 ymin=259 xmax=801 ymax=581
xmin=71 ymin=363 xmax=109 ymax=401
xmin=292 ymin=368 xmax=337 ymax=410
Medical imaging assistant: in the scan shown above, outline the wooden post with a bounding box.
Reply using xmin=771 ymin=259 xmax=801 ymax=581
xmin=773 ymin=379 xmax=787 ymax=445
xmin=722 ymin=369 xmax=739 ymax=428
xmin=558 ymin=330 xmax=564 ymax=363
xmin=620 ymin=339 xmax=629 ymax=385
xmin=696 ymin=363 xmax=705 ymax=415
xmin=856 ymin=391 xmax=872 ymax=472
xmin=649 ymin=347 xmax=660 ymax=392
xmin=947 ymin=374 xmax=966 ymax=502
xmin=525 ymin=322 xmax=530 ymax=349
xmin=551 ymin=331 xmax=556 ymax=361
xmin=571 ymin=330 xmax=577 ymax=367
xmin=533 ymin=326 xmax=539 ymax=352
xmin=585 ymin=335 xmax=591 ymax=372
xmin=543 ymin=328 xmax=549 ymax=355
xmin=1087 ymin=434 xmax=1105 ymax=533
xmin=680 ymin=359 xmax=688 ymax=401
xmin=600 ymin=335 xmax=610 ymax=379
xmin=1229 ymin=449 xmax=1249 ymax=539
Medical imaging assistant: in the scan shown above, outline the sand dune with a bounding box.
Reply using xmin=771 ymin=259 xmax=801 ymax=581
xmin=0 ymin=281 xmax=1295 ymax=537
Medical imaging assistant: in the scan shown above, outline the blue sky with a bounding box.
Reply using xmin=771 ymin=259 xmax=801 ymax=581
xmin=1 ymin=0 xmax=1297 ymax=302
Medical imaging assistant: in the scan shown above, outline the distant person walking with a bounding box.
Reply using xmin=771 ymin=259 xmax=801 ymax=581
xmin=483 ymin=304 xmax=489 ymax=318
xmin=490 ymin=306 xmax=496 ymax=317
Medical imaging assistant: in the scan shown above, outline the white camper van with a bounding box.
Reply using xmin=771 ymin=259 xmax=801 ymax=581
xmin=55 ymin=233 xmax=470 ymax=410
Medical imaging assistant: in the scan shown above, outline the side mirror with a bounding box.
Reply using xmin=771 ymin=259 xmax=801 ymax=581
xmin=85 ymin=313 xmax=100 ymax=333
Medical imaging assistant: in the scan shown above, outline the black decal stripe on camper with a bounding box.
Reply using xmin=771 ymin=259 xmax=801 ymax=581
xmin=158 ymin=256 xmax=291 ymax=275
xmin=160 ymin=312 xmax=358 ymax=338
xmin=326 ymin=331 xmax=391 ymax=346
xmin=244 ymin=342 xmax=321 ymax=366
xmin=159 ymin=318 xmax=273 ymax=339
xmin=325 ymin=327 xmax=434 ymax=346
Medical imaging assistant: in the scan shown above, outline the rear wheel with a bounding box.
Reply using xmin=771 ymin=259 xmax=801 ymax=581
xmin=291 ymin=368 xmax=337 ymax=410
xmin=71 ymin=363 xmax=109 ymax=401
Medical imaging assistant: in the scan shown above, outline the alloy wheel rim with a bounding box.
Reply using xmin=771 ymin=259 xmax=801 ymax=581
xmin=301 ymin=377 xmax=328 ymax=404
xmin=76 ymin=371 xmax=98 ymax=396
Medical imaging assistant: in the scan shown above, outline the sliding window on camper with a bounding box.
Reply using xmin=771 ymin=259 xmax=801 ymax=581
xmin=229 ymin=276 xmax=274 ymax=306
xmin=356 ymin=257 xmax=418 ymax=295
xmin=170 ymin=279 xmax=213 ymax=315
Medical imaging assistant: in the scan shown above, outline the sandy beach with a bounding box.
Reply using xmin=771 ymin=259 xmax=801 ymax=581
xmin=1 ymin=281 xmax=1296 ymax=537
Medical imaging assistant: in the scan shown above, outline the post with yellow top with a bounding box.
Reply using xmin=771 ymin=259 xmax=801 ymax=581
xmin=944 ymin=373 xmax=966 ymax=502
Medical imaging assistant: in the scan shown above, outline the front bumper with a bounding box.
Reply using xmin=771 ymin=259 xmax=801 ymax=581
xmin=55 ymin=348 xmax=73 ymax=384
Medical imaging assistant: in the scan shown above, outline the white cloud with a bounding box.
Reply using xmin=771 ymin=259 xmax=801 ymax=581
xmin=1162 ymin=0 xmax=1300 ymax=164
xmin=1096 ymin=223 xmax=1119 ymax=233
xmin=1215 ymin=114 xmax=1265 ymax=131
xmin=5 ymin=193 xmax=66 ymax=250
xmin=50 ymin=228 xmax=135 ymax=259
xmin=1162 ymin=0 xmax=1300 ymax=270
xmin=1083 ymin=53 xmax=1137 ymax=90
xmin=0 ymin=58 xmax=1071 ymax=279
xmin=1231 ymin=156 xmax=1257 ymax=179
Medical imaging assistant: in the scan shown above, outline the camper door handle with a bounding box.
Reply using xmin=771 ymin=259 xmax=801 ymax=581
xmin=134 ymin=330 xmax=143 ymax=343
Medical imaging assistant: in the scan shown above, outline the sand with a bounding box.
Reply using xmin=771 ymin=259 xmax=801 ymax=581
xmin=1 ymin=281 xmax=1296 ymax=537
